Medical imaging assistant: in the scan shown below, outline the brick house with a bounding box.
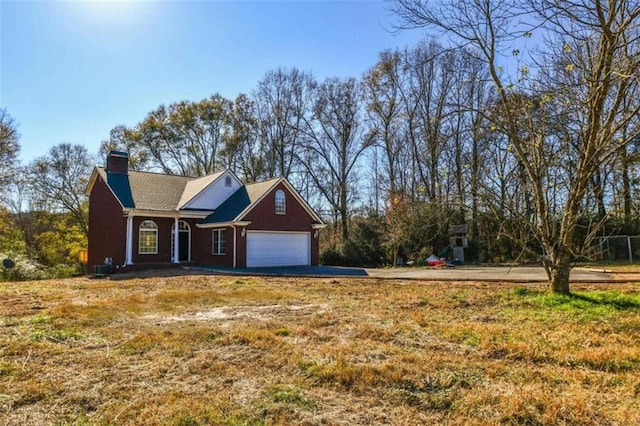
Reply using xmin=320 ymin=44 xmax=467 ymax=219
xmin=85 ymin=151 xmax=325 ymax=271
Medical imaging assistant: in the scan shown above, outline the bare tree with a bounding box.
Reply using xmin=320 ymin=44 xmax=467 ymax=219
xmin=253 ymin=68 xmax=316 ymax=180
xmin=0 ymin=109 xmax=20 ymax=191
xmin=29 ymin=143 xmax=93 ymax=236
xmin=363 ymin=50 xmax=408 ymax=197
xmin=302 ymin=77 xmax=374 ymax=240
xmin=392 ymin=0 xmax=640 ymax=294
xmin=223 ymin=94 xmax=267 ymax=182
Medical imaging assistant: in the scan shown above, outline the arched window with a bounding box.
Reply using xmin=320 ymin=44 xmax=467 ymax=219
xmin=275 ymin=190 xmax=286 ymax=215
xmin=139 ymin=220 xmax=158 ymax=254
xmin=224 ymin=176 xmax=232 ymax=187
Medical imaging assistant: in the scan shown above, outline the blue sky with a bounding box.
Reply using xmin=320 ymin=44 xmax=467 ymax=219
xmin=1 ymin=0 xmax=425 ymax=164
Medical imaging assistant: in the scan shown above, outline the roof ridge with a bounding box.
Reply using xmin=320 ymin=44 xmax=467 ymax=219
xmin=100 ymin=166 xmax=230 ymax=181
xmin=246 ymin=177 xmax=281 ymax=186
xmin=127 ymin=169 xmax=195 ymax=179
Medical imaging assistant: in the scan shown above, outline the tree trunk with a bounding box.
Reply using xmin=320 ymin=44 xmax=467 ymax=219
xmin=340 ymin=185 xmax=349 ymax=241
xmin=591 ymin=171 xmax=607 ymax=220
xmin=620 ymin=146 xmax=632 ymax=231
xmin=547 ymin=253 xmax=572 ymax=295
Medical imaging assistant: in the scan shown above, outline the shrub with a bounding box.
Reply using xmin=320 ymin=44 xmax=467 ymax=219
xmin=0 ymin=252 xmax=78 ymax=281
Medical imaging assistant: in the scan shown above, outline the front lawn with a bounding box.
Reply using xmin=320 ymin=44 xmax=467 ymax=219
xmin=1 ymin=275 xmax=639 ymax=425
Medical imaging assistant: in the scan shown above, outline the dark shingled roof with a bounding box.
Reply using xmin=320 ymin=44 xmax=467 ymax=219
xmin=200 ymin=187 xmax=251 ymax=224
xmin=201 ymin=178 xmax=280 ymax=225
xmin=129 ymin=171 xmax=193 ymax=211
xmin=103 ymin=170 xmax=135 ymax=208
xmin=98 ymin=167 xmax=193 ymax=211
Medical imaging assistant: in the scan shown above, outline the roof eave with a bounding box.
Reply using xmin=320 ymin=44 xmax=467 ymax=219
xmin=123 ymin=208 xmax=213 ymax=219
xmin=196 ymin=220 xmax=252 ymax=229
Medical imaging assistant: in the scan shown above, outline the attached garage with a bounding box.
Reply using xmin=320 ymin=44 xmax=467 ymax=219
xmin=246 ymin=231 xmax=311 ymax=267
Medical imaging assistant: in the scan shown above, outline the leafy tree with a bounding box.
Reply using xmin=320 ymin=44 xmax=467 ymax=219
xmin=32 ymin=211 xmax=86 ymax=267
xmin=0 ymin=206 xmax=25 ymax=255
xmin=99 ymin=125 xmax=150 ymax=171
xmin=142 ymin=95 xmax=233 ymax=177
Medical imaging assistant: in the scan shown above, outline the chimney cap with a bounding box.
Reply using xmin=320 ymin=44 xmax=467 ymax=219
xmin=108 ymin=150 xmax=129 ymax=158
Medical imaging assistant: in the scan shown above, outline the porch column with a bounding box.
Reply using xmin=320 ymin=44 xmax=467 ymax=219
xmin=173 ymin=217 xmax=180 ymax=263
xmin=125 ymin=214 xmax=134 ymax=265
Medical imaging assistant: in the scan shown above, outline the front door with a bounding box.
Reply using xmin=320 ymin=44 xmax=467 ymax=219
xmin=179 ymin=232 xmax=189 ymax=261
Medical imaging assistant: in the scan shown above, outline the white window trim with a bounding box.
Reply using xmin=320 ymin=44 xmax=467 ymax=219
xmin=275 ymin=189 xmax=286 ymax=215
xmin=139 ymin=220 xmax=158 ymax=255
xmin=212 ymin=229 xmax=226 ymax=255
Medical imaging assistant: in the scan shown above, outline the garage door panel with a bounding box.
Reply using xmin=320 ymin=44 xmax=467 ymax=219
xmin=247 ymin=232 xmax=310 ymax=267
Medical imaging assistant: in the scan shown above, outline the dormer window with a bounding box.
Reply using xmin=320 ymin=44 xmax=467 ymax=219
xmin=275 ymin=190 xmax=286 ymax=215
xmin=225 ymin=176 xmax=232 ymax=187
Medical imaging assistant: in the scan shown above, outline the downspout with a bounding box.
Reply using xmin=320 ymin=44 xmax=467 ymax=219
xmin=231 ymin=225 xmax=237 ymax=268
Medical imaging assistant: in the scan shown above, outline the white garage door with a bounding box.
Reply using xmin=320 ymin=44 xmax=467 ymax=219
xmin=246 ymin=231 xmax=310 ymax=267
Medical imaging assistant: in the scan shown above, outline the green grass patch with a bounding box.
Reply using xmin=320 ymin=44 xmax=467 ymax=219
xmin=533 ymin=290 xmax=640 ymax=311
xmin=29 ymin=328 xmax=84 ymax=343
xmin=29 ymin=313 xmax=53 ymax=324
xmin=273 ymin=327 xmax=292 ymax=337
xmin=0 ymin=362 xmax=14 ymax=376
xmin=509 ymin=287 xmax=640 ymax=319
xmin=264 ymin=384 xmax=318 ymax=411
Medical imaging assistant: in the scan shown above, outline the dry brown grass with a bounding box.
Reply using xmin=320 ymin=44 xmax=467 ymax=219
xmin=1 ymin=274 xmax=639 ymax=425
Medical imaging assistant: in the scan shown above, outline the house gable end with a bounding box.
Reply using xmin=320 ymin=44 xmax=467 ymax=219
xmin=86 ymin=167 xmax=129 ymax=210
xmin=181 ymin=170 xmax=243 ymax=211
xmin=237 ymin=178 xmax=324 ymax=225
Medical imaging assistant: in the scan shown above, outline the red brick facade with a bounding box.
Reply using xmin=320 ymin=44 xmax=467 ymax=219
xmin=87 ymin=176 xmax=126 ymax=268
xmin=238 ymin=182 xmax=320 ymax=267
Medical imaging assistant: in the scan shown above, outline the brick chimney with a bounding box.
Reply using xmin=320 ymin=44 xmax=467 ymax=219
xmin=106 ymin=151 xmax=129 ymax=174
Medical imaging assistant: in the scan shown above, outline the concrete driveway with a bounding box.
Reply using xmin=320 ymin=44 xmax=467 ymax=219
xmin=188 ymin=265 xmax=629 ymax=282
